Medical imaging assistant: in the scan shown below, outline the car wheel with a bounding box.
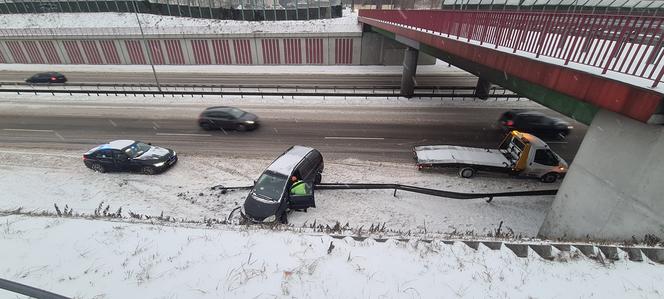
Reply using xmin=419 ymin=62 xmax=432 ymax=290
xmin=540 ymin=172 xmax=559 ymax=183
xmin=236 ymin=124 xmax=248 ymax=132
xmin=279 ymin=211 xmax=288 ymax=224
xmin=200 ymin=122 xmax=213 ymax=131
xmin=141 ymin=166 xmax=156 ymax=175
xmin=459 ymin=167 xmax=475 ymax=178
xmin=90 ymin=163 xmax=106 ymax=173
xmin=314 ymin=172 xmax=322 ymax=184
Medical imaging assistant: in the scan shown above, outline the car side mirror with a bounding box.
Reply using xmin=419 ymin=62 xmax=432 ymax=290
xmin=253 ymin=180 xmax=257 ymax=186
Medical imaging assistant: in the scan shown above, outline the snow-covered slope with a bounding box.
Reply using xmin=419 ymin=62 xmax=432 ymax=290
xmin=1 ymin=215 xmax=662 ymax=298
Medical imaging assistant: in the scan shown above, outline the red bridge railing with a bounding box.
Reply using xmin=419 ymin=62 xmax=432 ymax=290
xmin=359 ymin=9 xmax=664 ymax=87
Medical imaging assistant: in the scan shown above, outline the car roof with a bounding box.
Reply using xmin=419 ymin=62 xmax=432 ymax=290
xmin=101 ymin=140 xmax=136 ymax=150
xmin=204 ymin=106 xmax=237 ymax=112
xmin=36 ymin=72 xmax=62 ymax=76
xmin=265 ymin=145 xmax=315 ymax=176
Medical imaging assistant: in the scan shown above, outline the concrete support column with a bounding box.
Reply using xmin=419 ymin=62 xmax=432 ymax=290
xmin=474 ymin=77 xmax=492 ymax=99
xmin=538 ymin=109 xmax=664 ymax=242
xmin=400 ymin=47 xmax=419 ymax=98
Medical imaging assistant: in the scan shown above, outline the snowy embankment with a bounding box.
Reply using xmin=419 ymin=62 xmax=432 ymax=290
xmin=0 ymin=9 xmax=361 ymax=33
xmin=1 ymin=215 xmax=663 ymax=298
xmin=0 ymin=147 xmax=553 ymax=238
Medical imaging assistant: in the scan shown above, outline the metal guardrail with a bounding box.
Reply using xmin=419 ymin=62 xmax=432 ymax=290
xmin=216 ymin=183 xmax=557 ymax=203
xmin=0 ymin=82 xmax=523 ymax=99
xmin=315 ymin=183 xmax=557 ymax=202
xmin=0 ymin=278 xmax=70 ymax=299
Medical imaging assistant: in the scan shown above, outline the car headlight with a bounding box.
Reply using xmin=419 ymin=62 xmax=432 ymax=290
xmin=244 ymin=120 xmax=255 ymax=124
xmin=263 ymin=215 xmax=276 ymax=222
xmin=172 ymin=151 xmax=177 ymax=156
xmin=154 ymin=161 xmax=165 ymax=167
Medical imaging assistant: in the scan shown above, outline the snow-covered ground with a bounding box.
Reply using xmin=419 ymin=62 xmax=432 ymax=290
xmin=0 ymin=147 xmax=555 ymax=238
xmin=1 ymin=215 xmax=663 ymax=298
xmin=0 ymin=9 xmax=360 ymax=33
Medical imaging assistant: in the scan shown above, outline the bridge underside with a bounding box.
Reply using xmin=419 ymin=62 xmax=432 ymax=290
xmin=361 ymin=21 xmax=664 ymax=125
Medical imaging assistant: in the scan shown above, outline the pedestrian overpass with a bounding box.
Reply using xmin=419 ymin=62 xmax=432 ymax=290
xmin=357 ymin=8 xmax=664 ymax=242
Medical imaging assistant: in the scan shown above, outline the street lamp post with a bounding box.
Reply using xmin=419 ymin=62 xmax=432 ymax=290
xmin=132 ymin=1 xmax=162 ymax=92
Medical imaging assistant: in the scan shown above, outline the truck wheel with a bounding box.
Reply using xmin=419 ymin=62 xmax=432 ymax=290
xmin=459 ymin=167 xmax=475 ymax=178
xmin=540 ymin=172 xmax=559 ymax=183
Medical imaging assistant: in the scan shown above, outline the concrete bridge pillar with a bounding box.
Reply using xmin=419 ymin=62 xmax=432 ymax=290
xmin=474 ymin=77 xmax=492 ymax=99
xmin=538 ymin=109 xmax=664 ymax=242
xmin=400 ymin=47 xmax=419 ymax=98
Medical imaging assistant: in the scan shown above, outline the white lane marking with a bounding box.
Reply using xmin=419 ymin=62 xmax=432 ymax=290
xmin=108 ymin=119 xmax=117 ymax=127
xmin=152 ymin=121 xmax=161 ymax=129
xmin=156 ymin=132 xmax=211 ymax=137
xmin=324 ymin=136 xmax=385 ymax=140
xmin=3 ymin=128 xmax=54 ymax=132
xmin=53 ymin=131 xmax=65 ymax=141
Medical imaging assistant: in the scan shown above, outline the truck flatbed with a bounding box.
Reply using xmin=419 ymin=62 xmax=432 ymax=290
xmin=414 ymin=145 xmax=513 ymax=168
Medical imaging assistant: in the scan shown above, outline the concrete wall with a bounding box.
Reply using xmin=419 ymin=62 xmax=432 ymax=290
xmin=538 ymin=109 xmax=664 ymax=242
xmin=360 ymin=32 xmax=435 ymax=65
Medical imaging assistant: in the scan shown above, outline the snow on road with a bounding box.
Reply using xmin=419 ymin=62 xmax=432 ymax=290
xmin=1 ymin=215 xmax=663 ymax=298
xmin=0 ymin=147 xmax=554 ymax=237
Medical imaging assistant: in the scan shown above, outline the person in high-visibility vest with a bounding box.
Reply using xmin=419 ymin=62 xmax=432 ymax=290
xmin=290 ymin=176 xmax=308 ymax=196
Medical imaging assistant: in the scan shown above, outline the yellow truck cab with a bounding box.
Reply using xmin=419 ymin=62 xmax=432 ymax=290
xmin=414 ymin=131 xmax=568 ymax=183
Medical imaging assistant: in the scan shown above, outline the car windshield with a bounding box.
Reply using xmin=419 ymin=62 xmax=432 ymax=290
xmin=124 ymin=142 xmax=152 ymax=158
xmin=226 ymin=108 xmax=246 ymax=119
xmin=252 ymin=171 xmax=288 ymax=201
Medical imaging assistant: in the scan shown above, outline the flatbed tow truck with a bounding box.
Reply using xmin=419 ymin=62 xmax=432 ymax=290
xmin=414 ymin=131 xmax=568 ymax=183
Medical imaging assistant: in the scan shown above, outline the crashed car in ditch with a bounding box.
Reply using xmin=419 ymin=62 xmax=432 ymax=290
xmin=241 ymin=145 xmax=323 ymax=223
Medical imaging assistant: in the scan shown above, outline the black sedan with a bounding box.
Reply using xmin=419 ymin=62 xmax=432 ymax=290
xmin=83 ymin=140 xmax=177 ymax=175
xmin=198 ymin=106 xmax=259 ymax=131
xmin=498 ymin=110 xmax=573 ymax=139
xmin=26 ymin=72 xmax=67 ymax=84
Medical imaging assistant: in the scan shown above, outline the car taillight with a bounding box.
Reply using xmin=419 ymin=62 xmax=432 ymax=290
xmin=51 ymin=77 xmax=56 ymax=81
xmin=505 ymin=120 xmax=514 ymax=126
xmin=83 ymin=155 xmax=88 ymax=160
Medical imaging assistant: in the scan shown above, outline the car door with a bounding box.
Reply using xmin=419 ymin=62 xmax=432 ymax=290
xmin=96 ymin=149 xmax=116 ymax=170
xmin=525 ymin=149 xmax=560 ymax=177
xmin=214 ymin=112 xmax=235 ymax=129
xmin=288 ymin=180 xmax=316 ymax=209
xmin=113 ymin=150 xmax=131 ymax=171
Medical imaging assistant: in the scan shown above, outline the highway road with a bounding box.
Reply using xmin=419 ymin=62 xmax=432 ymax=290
xmin=0 ymin=71 xmax=478 ymax=87
xmin=0 ymin=98 xmax=586 ymax=163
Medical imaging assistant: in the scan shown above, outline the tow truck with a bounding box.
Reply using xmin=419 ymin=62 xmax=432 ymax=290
xmin=414 ymin=131 xmax=568 ymax=183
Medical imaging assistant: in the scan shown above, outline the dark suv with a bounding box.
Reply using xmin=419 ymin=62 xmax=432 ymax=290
xmin=242 ymin=145 xmax=324 ymax=223
xmin=498 ymin=110 xmax=573 ymax=139
xmin=26 ymin=72 xmax=67 ymax=83
xmin=83 ymin=140 xmax=177 ymax=175
xmin=198 ymin=106 xmax=259 ymax=131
